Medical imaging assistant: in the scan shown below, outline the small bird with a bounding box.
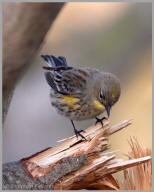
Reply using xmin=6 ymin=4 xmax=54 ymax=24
xmin=42 ymin=55 xmax=121 ymax=139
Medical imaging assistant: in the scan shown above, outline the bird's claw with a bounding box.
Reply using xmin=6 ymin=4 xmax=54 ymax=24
xmin=74 ymin=129 xmax=87 ymax=140
xmin=95 ymin=117 xmax=108 ymax=126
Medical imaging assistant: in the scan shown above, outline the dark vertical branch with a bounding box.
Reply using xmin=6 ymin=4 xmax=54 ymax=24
xmin=2 ymin=2 xmax=65 ymax=122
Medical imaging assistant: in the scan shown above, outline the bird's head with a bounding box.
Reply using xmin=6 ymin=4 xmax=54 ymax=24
xmin=97 ymin=72 xmax=121 ymax=117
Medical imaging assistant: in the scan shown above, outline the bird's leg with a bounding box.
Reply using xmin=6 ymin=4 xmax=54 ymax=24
xmin=95 ymin=116 xmax=108 ymax=127
xmin=71 ymin=120 xmax=86 ymax=140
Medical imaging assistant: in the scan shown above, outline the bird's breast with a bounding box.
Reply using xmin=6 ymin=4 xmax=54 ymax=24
xmin=51 ymin=95 xmax=105 ymax=120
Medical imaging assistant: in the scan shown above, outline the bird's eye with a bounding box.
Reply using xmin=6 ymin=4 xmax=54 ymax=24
xmin=99 ymin=92 xmax=105 ymax=100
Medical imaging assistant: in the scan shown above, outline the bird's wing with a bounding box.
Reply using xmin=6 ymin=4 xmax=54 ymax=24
xmin=45 ymin=68 xmax=89 ymax=95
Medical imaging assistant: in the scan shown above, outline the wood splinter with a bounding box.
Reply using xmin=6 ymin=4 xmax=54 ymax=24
xmin=20 ymin=119 xmax=151 ymax=190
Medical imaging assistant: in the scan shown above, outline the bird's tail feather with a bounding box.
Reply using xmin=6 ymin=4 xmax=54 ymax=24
xmin=41 ymin=55 xmax=68 ymax=67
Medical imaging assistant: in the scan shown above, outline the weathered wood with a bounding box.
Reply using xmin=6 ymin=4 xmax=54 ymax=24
xmin=3 ymin=119 xmax=151 ymax=190
xmin=53 ymin=156 xmax=150 ymax=190
xmin=21 ymin=120 xmax=131 ymax=178
xmin=3 ymin=156 xmax=87 ymax=190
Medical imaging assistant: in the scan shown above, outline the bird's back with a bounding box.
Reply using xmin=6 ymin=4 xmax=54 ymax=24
xmin=42 ymin=55 xmax=104 ymax=120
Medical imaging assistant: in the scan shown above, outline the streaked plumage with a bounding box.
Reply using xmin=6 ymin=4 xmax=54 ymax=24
xmin=42 ymin=55 xmax=121 ymax=138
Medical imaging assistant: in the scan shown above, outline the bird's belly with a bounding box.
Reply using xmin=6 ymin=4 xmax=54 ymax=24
xmin=51 ymin=99 xmax=104 ymax=120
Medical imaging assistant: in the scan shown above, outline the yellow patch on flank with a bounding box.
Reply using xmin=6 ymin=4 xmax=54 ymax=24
xmin=61 ymin=95 xmax=79 ymax=107
xmin=94 ymin=100 xmax=105 ymax=110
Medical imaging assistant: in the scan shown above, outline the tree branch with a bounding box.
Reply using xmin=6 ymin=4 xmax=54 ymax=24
xmin=2 ymin=119 xmax=151 ymax=190
xmin=2 ymin=2 xmax=64 ymax=122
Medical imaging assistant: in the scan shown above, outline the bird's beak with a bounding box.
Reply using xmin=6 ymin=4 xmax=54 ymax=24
xmin=106 ymin=106 xmax=111 ymax=117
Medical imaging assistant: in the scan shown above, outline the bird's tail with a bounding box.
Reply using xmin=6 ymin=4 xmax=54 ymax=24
xmin=41 ymin=55 xmax=68 ymax=68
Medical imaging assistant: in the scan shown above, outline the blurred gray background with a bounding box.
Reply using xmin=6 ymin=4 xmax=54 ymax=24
xmin=3 ymin=2 xmax=152 ymax=163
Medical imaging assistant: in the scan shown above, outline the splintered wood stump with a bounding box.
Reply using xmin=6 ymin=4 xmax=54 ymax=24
xmin=18 ymin=119 xmax=151 ymax=190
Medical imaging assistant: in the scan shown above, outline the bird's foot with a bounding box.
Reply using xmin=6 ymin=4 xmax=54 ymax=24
xmin=74 ymin=129 xmax=87 ymax=140
xmin=71 ymin=120 xmax=87 ymax=140
xmin=95 ymin=117 xmax=108 ymax=127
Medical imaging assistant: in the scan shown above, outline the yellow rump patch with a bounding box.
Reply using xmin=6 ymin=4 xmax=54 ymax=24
xmin=93 ymin=100 xmax=105 ymax=110
xmin=61 ymin=95 xmax=79 ymax=107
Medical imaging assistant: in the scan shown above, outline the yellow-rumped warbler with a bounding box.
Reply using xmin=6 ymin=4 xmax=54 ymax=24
xmin=42 ymin=55 xmax=121 ymax=139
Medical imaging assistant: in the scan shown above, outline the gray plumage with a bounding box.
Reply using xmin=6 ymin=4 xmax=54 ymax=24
xmin=42 ymin=55 xmax=121 ymax=121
